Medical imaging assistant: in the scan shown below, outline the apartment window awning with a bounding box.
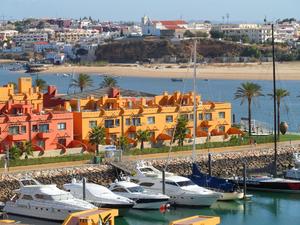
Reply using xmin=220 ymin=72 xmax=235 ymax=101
xmin=200 ymin=121 xmax=212 ymax=128
xmin=156 ymin=133 xmax=172 ymax=141
xmin=197 ymin=130 xmax=208 ymax=137
xmin=226 ymin=127 xmax=244 ymax=135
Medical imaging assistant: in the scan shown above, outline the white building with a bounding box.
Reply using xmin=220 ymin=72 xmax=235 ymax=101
xmin=141 ymin=16 xmax=187 ymax=37
xmin=274 ymin=22 xmax=299 ymax=43
xmin=212 ymin=24 xmax=272 ymax=43
xmin=13 ymin=32 xmax=48 ymax=45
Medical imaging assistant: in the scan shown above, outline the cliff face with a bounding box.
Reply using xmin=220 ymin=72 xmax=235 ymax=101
xmin=95 ymin=38 xmax=267 ymax=63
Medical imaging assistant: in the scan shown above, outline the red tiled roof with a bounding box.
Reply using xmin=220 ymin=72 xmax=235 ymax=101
xmin=152 ymin=20 xmax=187 ymax=26
xmin=34 ymin=41 xmax=49 ymax=45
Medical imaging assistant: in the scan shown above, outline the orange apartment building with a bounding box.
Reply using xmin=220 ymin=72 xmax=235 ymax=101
xmin=0 ymin=77 xmax=75 ymax=154
xmin=50 ymin=87 xmax=232 ymax=147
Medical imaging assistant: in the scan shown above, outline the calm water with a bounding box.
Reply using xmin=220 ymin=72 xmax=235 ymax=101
xmin=1 ymin=66 xmax=300 ymax=132
xmin=8 ymin=191 xmax=300 ymax=225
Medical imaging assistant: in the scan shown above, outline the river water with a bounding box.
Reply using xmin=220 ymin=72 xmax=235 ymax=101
xmin=1 ymin=65 xmax=300 ymax=224
xmin=1 ymin=66 xmax=300 ymax=132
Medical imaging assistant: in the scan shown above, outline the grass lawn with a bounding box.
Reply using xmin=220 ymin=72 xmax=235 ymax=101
xmin=0 ymin=153 xmax=95 ymax=168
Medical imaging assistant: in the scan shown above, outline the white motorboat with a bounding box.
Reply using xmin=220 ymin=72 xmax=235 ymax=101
xmin=4 ymin=178 xmax=96 ymax=221
xmin=133 ymin=175 xmax=220 ymax=207
xmin=109 ymin=180 xmax=169 ymax=209
xmin=132 ymin=161 xmax=223 ymax=204
xmin=285 ymin=153 xmax=300 ymax=180
xmin=63 ymin=179 xmax=135 ymax=208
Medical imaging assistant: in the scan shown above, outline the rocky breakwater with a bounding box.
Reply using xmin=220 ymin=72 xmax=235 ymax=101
xmin=0 ymin=165 xmax=117 ymax=202
xmin=151 ymin=146 xmax=298 ymax=178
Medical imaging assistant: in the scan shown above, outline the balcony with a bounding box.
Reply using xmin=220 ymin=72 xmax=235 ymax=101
xmin=105 ymin=126 xmax=121 ymax=134
xmin=7 ymin=133 xmax=28 ymax=141
xmin=37 ymin=131 xmax=52 ymax=139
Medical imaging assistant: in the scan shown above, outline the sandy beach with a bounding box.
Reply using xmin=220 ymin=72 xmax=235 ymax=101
xmin=42 ymin=61 xmax=300 ymax=80
xmin=0 ymin=59 xmax=19 ymax=64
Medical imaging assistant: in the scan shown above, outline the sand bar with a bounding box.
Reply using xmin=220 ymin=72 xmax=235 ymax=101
xmin=42 ymin=61 xmax=300 ymax=80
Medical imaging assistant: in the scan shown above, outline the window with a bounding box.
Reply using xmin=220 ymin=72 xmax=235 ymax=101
xmin=205 ymin=113 xmax=212 ymax=121
xmin=89 ymin=120 xmax=97 ymax=129
xmin=39 ymin=124 xmax=49 ymax=132
xmin=9 ymin=126 xmax=19 ymax=135
xmin=112 ymin=187 xmax=128 ymax=193
xmin=22 ymin=195 xmax=33 ymax=200
xmin=58 ymin=138 xmax=66 ymax=146
xmin=115 ymin=119 xmax=120 ymax=127
xmin=218 ymin=112 xmax=225 ymax=119
xmin=21 ymin=126 xmax=26 ymax=134
xmin=32 ymin=125 xmax=38 ymax=132
xmin=198 ymin=113 xmax=203 ymax=120
xmin=105 ymin=120 xmax=114 ymax=128
xmin=37 ymin=140 xmax=45 ymax=148
xmin=132 ymin=118 xmax=141 ymax=126
xmin=128 ymin=133 xmax=136 ymax=139
xmin=189 ymin=114 xmax=194 ymax=121
xmin=125 ymin=118 xmax=131 ymax=126
xmin=219 ymin=126 xmax=225 ymax=132
xmin=147 ymin=116 xmax=155 ymax=124
xmin=181 ymin=114 xmax=189 ymax=120
xmin=166 ymin=115 xmax=173 ymax=123
xmin=164 ymin=181 xmax=178 ymax=186
xmin=57 ymin=122 xmax=66 ymax=130
xmin=166 ymin=129 xmax=174 ymax=137
xmin=140 ymin=182 xmax=155 ymax=187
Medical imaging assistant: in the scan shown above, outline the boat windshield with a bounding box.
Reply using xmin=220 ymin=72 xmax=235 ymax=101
xmin=127 ymin=186 xmax=144 ymax=193
xmin=35 ymin=193 xmax=73 ymax=201
xmin=176 ymin=180 xmax=195 ymax=187
xmin=140 ymin=168 xmax=155 ymax=173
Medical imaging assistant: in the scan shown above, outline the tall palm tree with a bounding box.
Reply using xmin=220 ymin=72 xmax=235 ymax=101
xmin=100 ymin=77 xmax=118 ymax=88
xmin=234 ymin=82 xmax=264 ymax=136
xmin=88 ymin=125 xmax=106 ymax=155
xmin=269 ymin=88 xmax=290 ymax=138
xmin=136 ymin=130 xmax=151 ymax=150
xmin=70 ymin=73 xmax=93 ymax=92
xmin=34 ymin=78 xmax=47 ymax=91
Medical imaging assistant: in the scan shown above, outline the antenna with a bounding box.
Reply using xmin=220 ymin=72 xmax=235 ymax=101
xmin=226 ymin=13 xmax=230 ymax=24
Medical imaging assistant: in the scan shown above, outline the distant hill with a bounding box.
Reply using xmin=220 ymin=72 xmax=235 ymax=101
xmin=94 ymin=37 xmax=291 ymax=63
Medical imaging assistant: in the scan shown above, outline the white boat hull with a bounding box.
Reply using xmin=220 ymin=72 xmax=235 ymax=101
xmin=218 ymin=192 xmax=244 ymax=201
xmin=133 ymin=200 xmax=168 ymax=209
xmin=169 ymin=193 xmax=219 ymax=207
xmin=4 ymin=202 xmax=70 ymax=221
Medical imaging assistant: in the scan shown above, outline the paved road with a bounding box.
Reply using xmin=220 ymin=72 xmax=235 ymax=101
xmin=1 ymin=140 xmax=299 ymax=174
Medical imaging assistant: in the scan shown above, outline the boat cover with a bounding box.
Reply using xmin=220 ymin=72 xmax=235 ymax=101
xmin=189 ymin=163 xmax=238 ymax=193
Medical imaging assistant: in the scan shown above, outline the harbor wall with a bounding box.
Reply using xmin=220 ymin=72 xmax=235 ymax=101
xmin=0 ymin=145 xmax=297 ymax=202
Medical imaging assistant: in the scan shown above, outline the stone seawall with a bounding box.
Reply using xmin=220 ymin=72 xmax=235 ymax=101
xmin=152 ymin=146 xmax=296 ymax=177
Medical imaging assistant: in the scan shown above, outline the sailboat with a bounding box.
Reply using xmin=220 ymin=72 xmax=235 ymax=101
xmin=232 ymin=24 xmax=300 ymax=193
xmin=188 ymin=40 xmax=243 ymax=200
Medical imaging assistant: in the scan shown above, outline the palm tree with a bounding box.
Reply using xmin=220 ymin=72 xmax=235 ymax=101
xmin=100 ymin=77 xmax=118 ymax=88
xmin=136 ymin=130 xmax=151 ymax=150
xmin=34 ymin=78 xmax=47 ymax=91
xmin=9 ymin=145 xmax=21 ymax=160
xmin=173 ymin=116 xmax=189 ymax=146
xmin=88 ymin=125 xmax=106 ymax=155
xmin=21 ymin=141 xmax=34 ymax=159
xmin=234 ymin=82 xmax=264 ymax=136
xmin=70 ymin=73 xmax=93 ymax=92
xmin=269 ymin=88 xmax=290 ymax=139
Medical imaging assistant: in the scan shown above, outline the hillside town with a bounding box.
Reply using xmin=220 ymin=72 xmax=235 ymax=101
xmin=0 ymin=16 xmax=300 ymax=64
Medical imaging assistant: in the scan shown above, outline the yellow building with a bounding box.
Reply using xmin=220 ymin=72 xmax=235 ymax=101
xmin=0 ymin=77 xmax=43 ymax=112
xmin=65 ymin=87 xmax=231 ymax=147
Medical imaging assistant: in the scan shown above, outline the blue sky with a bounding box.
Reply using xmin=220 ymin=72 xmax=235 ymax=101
xmin=1 ymin=0 xmax=299 ymax=22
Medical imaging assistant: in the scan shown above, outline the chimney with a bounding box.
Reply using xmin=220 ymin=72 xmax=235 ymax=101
xmin=77 ymin=99 xmax=81 ymax=112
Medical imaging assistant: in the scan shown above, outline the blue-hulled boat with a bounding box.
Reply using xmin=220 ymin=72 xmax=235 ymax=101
xmin=189 ymin=163 xmax=243 ymax=201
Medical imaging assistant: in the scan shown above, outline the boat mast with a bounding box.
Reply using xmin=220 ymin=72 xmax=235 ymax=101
xmin=272 ymin=24 xmax=277 ymax=177
xmin=192 ymin=39 xmax=197 ymax=162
